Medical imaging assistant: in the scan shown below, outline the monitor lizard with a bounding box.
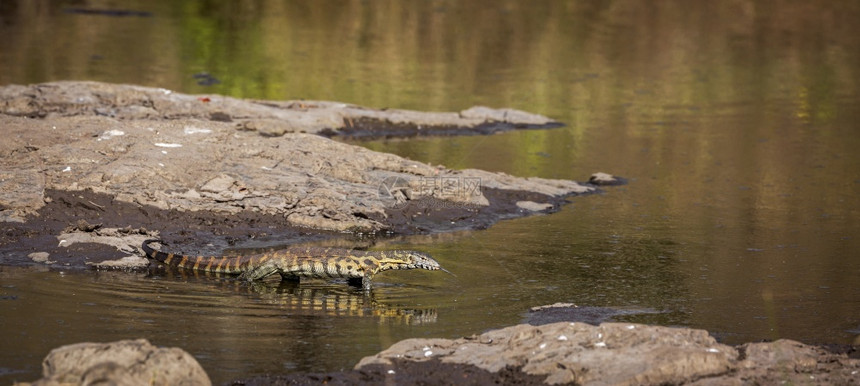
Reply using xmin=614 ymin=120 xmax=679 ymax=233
xmin=142 ymin=239 xmax=449 ymax=290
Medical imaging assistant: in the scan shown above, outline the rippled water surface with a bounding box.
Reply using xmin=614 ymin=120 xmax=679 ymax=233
xmin=2 ymin=1 xmax=859 ymax=384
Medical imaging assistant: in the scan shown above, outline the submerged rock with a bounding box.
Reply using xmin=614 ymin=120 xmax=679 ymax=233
xmin=525 ymin=302 xmax=661 ymax=326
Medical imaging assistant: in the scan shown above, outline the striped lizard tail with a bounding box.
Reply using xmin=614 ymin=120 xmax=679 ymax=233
xmin=142 ymin=239 xmax=256 ymax=274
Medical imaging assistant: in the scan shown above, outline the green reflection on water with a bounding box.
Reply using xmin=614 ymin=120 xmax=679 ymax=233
xmin=1 ymin=0 xmax=860 ymax=384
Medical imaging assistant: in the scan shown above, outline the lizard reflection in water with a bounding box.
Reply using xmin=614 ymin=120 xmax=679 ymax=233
xmin=251 ymin=280 xmax=438 ymax=325
xmin=142 ymin=239 xmax=450 ymax=290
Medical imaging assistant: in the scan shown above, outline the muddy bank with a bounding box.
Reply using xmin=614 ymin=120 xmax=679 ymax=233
xmin=0 ymin=81 xmax=594 ymax=269
xmin=21 ymin=321 xmax=859 ymax=386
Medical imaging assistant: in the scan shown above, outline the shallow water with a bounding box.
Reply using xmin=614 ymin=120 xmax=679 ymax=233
xmin=2 ymin=1 xmax=859 ymax=384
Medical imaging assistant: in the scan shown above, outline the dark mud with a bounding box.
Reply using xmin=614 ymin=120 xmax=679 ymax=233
xmin=0 ymin=184 xmax=579 ymax=270
xmin=232 ymin=359 xmax=546 ymax=386
xmin=0 ymin=189 xmax=322 ymax=268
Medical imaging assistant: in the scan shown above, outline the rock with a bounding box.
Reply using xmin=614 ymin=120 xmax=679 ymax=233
xmin=516 ymin=201 xmax=553 ymax=212
xmin=27 ymin=339 xmax=211 ymax=386
xmin=73 ymin=219 xmax=102 ymax=232
xmin=723 ymin=339 xmax=860 ymax=384
xmin=356 ymin=322 xmax=737 ymax=385
xmin=588 ymin=172 xmax=625 ymax=186
xmin=90 ymin=254 xmax=150 ymax=269
xmin=0 ymin=82 xmax=594 ymax=266
xmin=460 ymin=105 xmax=554 ymax=125
xmin=740 ymin=339 xmax=820 ymax=372
xmin=0 ymin=164 xmax=46 ymax=222
xmin=28 ymin=252 xmax=53 ymax=264
xmin=237 ymin=119 xmax=297 ymax=137
xmin=353 ymin=322 xmax=860 ymax=385
xmin=0 ymin=81 xmax=560 ymax=138
xmin=199 ymin=174 xmax=238 ymax=194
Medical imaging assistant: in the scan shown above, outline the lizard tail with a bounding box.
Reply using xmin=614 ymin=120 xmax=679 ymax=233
xmin=142 ymin=239 xmax=173 ymax=264
xmin=142 ymin=239 xmax=250 ymax=274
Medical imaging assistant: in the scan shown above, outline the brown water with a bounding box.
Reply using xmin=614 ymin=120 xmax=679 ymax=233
xmin=2 ymin=1 xmax=859 ymax=384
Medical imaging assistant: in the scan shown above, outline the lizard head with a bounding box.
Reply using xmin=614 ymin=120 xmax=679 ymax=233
xmin=376 ymin=250 xmax=449 ymax=274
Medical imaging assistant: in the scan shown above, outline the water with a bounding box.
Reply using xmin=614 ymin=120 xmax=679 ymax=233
xmin=2 ymin=1 xmax=859 ymax=384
